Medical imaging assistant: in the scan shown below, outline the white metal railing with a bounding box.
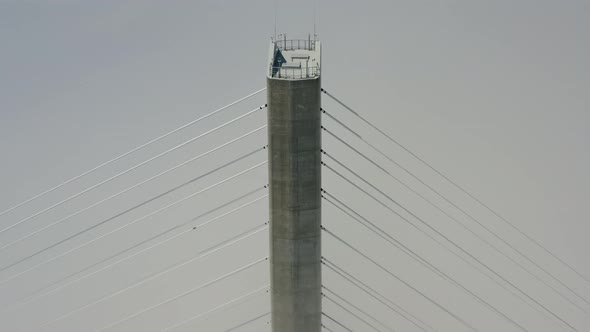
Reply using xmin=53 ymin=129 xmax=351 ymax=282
xmin=274 ymin=38 xmax=317 ymax=51
xmin=269 ymin=63 xmax=320 ymax=79
xmin=269 ymin=36 xmax=320 ymax=79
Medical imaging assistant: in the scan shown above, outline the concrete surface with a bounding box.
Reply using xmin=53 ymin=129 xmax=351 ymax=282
xmin=267 ymin=63 xmax=322 ymax=331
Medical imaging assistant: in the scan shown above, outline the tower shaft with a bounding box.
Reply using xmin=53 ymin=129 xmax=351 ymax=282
xmin=267 ymin=38 xmax=322 ymax=332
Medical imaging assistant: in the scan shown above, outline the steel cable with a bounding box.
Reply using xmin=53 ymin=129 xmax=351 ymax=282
xmin=224 ymin=312 xmax=270 ymax=331
xmin=323 ymin=312 xmax=353 ymax=332
xmin=322 ymin=324 xmax=337 ymax=332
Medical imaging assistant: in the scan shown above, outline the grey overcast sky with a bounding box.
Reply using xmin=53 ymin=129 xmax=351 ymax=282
xmin=1 ymin=1 xmax=589 ymax=331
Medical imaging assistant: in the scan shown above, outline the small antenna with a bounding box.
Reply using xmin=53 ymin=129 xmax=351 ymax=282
xmin=274 ymin=0 xmax=277 ymax=42
xmin=313 ymin=0 xmax=316 ymax=39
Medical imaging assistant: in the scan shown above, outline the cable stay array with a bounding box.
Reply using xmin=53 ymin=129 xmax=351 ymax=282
xmin=1 ymin=150 xmax=267 ymax=283
xmin=224 ymin=312 xmax=270 ymax=331
xmin=36 ymin=223 xmax=268 ymax=330
xmin=322 ymin=107 xmax=590 ymax=312
xmin=323 ymin=152 xmax=578 ymax=330
xmin=1 ymin=86 xmax=587 ymax=331
xmin=323 ymin=188 xmax=533 ymax=331
xmin=0 ymin=88 xmax=265 ymax=220
xmin=323 ymin=286 xmax=396 ymax=332
xmin=319 ymin=89 xmax=589 ymax=331
xmin=95 ymin=257 xmax=268 ymax=332
xmin=322 ymin=258 xmax=435 ymax=332
xmin=161 ymin=285 xmax=269 ymax=331
xmin=0 ymin=91 xmax=270 ymax=332
xmin=321 ymin=147 xmax=577 ymax=331
xmin=322 ymin=225 xmax=478 ymax=332
xmin=323 ymin=312 xmax=354 ymax=332
xmin=322 ymin=88 xmax=590 ymax=291
xmin=0 ymin=104 xmax=267 ymax=238
xmin=323 ymin=292 xmax=385 ymax=332
xmin=4 ymin=187 xmax=268 ymax=312
xmin=0 ymin=125 xmax=266 ymax=253
xmin=0 ymin=136 xmax=265 ymax=274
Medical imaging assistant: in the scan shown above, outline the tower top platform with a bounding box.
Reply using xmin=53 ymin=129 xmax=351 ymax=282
xmin=267 ymin=36 xmax=321 ymax=80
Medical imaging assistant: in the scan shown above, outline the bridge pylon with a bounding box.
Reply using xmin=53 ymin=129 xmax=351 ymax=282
xmin=267 ymin=35 xmax=322 ymax=332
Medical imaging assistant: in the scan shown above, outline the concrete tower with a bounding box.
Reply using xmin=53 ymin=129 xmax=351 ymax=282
xmin=267 ymin=36 xmax=322 ymax=332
